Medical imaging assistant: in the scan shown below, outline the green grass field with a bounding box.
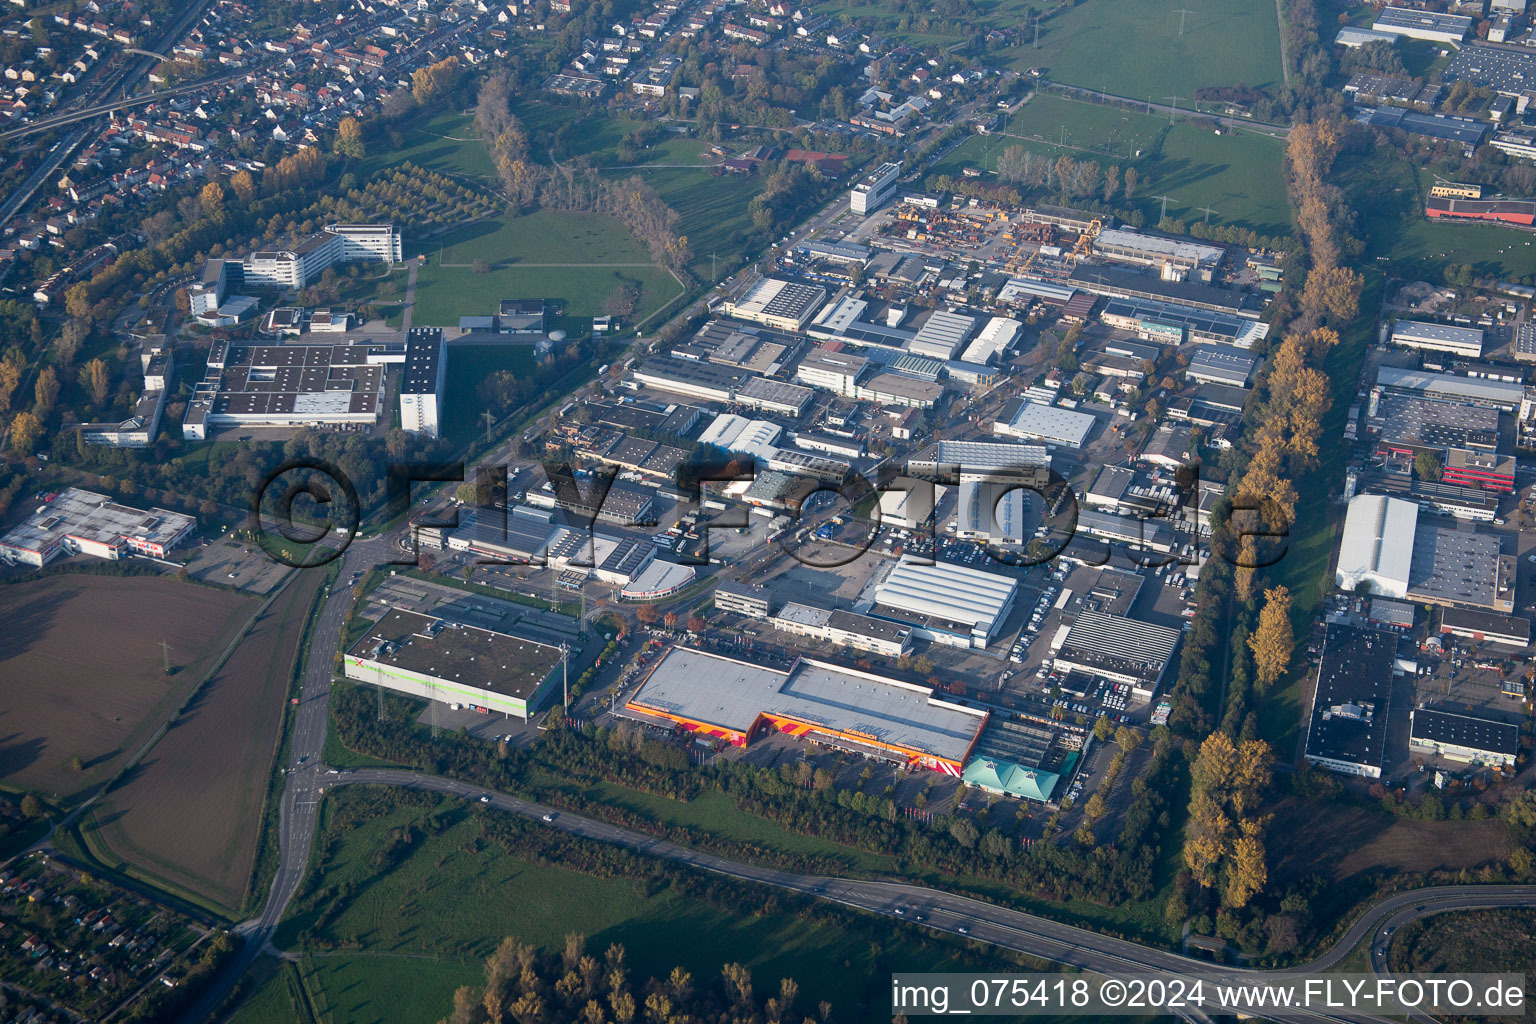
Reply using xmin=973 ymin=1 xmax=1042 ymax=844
xmin=933 ymin=94 xmax=1292 ymax=235
xmin=1002 ymin=0 xmax=1283 ymax=98
xmin=407 ymin=208 xmax=685 ymax=331
xmin=812 ymin=0 xmax=1282 ymax=100
xmin=411 ymin=261 xmax=682 ymax=331
xmin=269 ymin=792 xmax=1006 ymax=1023
xmin=526 ymin=769 xmax=898 ymax=875
xmin=608 ymin=162 xmax=768 ymax=283
xmin=1347 ymin=151 xmax=1536 ymax=282
xmin=429 ymin=209 xmax=656 ymax=266
xmin=358 ymin=111 xmax=498 ymax=182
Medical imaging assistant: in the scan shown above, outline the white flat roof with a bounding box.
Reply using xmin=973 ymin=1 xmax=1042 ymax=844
xmin=875 ymin=558 xmax=1018 ymax=635
xmin=621 ymin=559 xmax=695 ymax=597
xmin=697 ymin=413 xmax=782 ymax=457
xmin=1376 ymin=365 xmax=1524 ymax=407
xmin=629 ymin=646 xmax=985 ymax=761
xmin=960 ymin=316 xmax=1021 ymax=364
xmin=1005 ymin=400 xmax=1095 ymax=448
xmin=1094 ymin=228 xmax=1224 ymax=266
xmin=1337 ymin=494 xmax=1418 ymax=595
xmin=1391 ymin=319 xmax=1485 ymax=346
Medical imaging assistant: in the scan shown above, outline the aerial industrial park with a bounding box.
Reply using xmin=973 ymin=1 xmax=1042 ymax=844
xmin=3 ymin=0 xmax=1536 ymax=1019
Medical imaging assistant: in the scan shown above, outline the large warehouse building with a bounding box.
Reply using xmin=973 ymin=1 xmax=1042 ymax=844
xmin=182 ymin=340 xmax=386 ymax=439
xmin=871 ymin=558 xmax=1019 ymax=649
xmin=1409 ymin=707 xmax=1520 ymax=768
xmin=1371 ymin=6 xmax=1470 ymax=44
xmin=1091 ymin=228 xmax=1224 ymax=279
xmin=992 ymin=399 xmax=1096 ymax=449
xmin=1335 ymin=494 xmax=1418 ymax=597
xmin=721 ymin=278 xmax=828 ymax=331
xmin=1052 ymin=611 xmax=1181 ymax=699
xmin=0 ymin=488 xmax=195 ymax=567
xmin=345 ymin=608 xmax=564 ymax=720
xmin=1305 ymin=623 xmax=1398 ymax=779
xmin=1390 ymin=320 xmax=1484 ymax=358
xmin=1336 ymin=494 xmax=1515 ymax=612
xmin=625 ymin=646 xmax=987 ymax=774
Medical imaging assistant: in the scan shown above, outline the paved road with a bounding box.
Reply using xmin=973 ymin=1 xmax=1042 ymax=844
xmin=318 ymin=768 xmax=1536 ymax=1024
xmin=0 ymin=0 xmax=214 ymax=232
xmin=187 ymin=637 xmax=1536 ymax=1024
xmin=1038 ymin=83 xmax=1292 ymax=140
xmin=176 ymin=537 xmax=391 ymax=1024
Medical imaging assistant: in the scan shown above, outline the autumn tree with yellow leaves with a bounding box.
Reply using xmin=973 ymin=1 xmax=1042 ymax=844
xmin=1249 ymin=586 xmax=1293 ymax=692
xmin=1183 ymin=732 xmax=1273 ymax=909
xmin=446 ymin=934 xmax=824 ymax=1024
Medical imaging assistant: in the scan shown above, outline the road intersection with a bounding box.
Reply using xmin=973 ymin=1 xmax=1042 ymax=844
xmin=178 ymin=527 xmax=1536 ymax=1023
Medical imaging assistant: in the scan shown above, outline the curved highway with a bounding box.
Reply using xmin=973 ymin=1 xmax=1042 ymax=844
xmin=326 ymin=769 xmax=1536 ymax=1024
xmin=177 ymin=534 xmax=1535 ymax=1024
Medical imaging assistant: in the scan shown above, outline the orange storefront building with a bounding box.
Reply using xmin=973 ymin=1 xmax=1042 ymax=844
xmin=625 ymin=646 xmax=988 ymax=776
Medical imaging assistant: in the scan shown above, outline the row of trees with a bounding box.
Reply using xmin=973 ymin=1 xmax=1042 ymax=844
xmin=925 ymin=175 xmax=1021 ymax=207
xmin=332 ymin=679 xmax=1188 ymax=910
xmin=471 ymin=75 xmax=692 ymax=272
xmin=995 ymin=148 xmax=1137 ymax=206
xmin=1183 ymin=732 xmax=1273 ymax=910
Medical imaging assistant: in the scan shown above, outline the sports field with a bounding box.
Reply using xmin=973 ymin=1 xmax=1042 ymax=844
xmin=1345 ymin=150 xmax=1536 ymax=282
xmin=81 ymin=570 xmax=324 ymax=913
xmin=408 ymin=210 xmax=685 ymax=329
xmin=810 ymin=0 xmax=1281 ymax=100
xmin=0 ymin=576 xmax=255 ymax=799
xmin=933 ymin=94 xmax=1292 ymax=236
xmin=998 ymin=0 xmax=1284 ymax=98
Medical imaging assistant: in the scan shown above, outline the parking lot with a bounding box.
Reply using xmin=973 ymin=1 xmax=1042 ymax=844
xmin=184 ymin=537 xmax=291 ymax=594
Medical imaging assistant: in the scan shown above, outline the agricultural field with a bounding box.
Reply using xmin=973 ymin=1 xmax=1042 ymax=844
xmin=0 ymin=575 xmax=255 ymax=800
xmin=266 ymin=789 xmax=1021 ymax=1024
xmin=933 ymin=94 xmax=1292 ymax=236
xmin=1267 ymin=797 xmax=1512 ymax=884
xmin=407 ymin=211 xmax=685 ymax=331
xmin=79 ymin=570 xmax=325 ymax=913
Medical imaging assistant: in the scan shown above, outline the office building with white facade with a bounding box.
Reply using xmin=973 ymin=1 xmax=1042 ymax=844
xmin=400 ymin=328 xmax=446 ymax=437
xmin=850 ymin=161 xmax=902 ymax=214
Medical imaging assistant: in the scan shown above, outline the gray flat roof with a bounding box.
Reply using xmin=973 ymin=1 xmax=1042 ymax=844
xmin=1444 ymin=43 xmax=1535 ymax=94
xmin=349 ymin=608 xmax=562 ymax=699
xmin=1407 ymin=525 xmax=1507 ymax=607
xmin=1411 ymin=707 xmax=1519 ymax=756
xmin=628 ymin=646 xmax=985 ymax=761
